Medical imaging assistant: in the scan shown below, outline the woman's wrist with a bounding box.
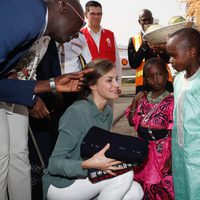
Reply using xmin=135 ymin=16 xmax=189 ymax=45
xmin=81 ymin=160 xmax=88 ymax=169
xmin=82 ymin=158 xmax=93 ymax=170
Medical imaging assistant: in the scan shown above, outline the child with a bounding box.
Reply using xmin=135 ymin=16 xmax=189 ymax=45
xmin=166 ymin=27 xmax=200 ymax=200
xmin=42 ymin=59 xmax=143 ymax=200
xmin=126 ymin=57 xmax=174 ymax=199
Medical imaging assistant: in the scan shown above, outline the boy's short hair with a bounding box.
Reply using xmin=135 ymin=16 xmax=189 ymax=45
xmin=85 ymin=1 xmax=102 ymax=12
xmin=169 ymin=28 xmax=200 ymax=56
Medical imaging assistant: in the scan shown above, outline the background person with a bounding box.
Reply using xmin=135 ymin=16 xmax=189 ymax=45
xmin=81 ymin=0 xmax=121 ymax=84
xmin=127 ymin=9 xmax=173 ymax=94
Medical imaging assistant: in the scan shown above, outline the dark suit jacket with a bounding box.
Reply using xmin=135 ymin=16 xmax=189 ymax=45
xmin=0 ymin=0 xmax=46 ymax=106
xmin=29 ymin=40 xmax=78 ymax=149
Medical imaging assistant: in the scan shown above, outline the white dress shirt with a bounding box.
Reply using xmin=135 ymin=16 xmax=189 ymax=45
xmin=56 ymin=33 xmax=91 ymax=74
xmin=87 ymin=26 xmax=121 ymax=84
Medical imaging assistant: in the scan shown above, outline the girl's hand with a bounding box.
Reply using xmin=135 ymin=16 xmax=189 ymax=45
xmin=82 ymin=144 xmax=124 ymax=176
xmin=128 ymin=91 xmax=146 ymax=127
xmin=134 ymin=91 xmax=146 ymax=103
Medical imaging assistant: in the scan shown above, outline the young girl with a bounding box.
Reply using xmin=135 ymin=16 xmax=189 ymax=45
xmin=166 ymin=28 xmax=200 ymax=200
xmin=126 ymin=58 xmax=174 ymax=199
xmin=42 ymin=59 xmax=143 ymax=200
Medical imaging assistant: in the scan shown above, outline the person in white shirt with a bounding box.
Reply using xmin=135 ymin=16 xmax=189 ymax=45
xmin=81 ymin=0 xmax=122 ymax=84
xmin=57 ymin=32 xmax=91 ymax=74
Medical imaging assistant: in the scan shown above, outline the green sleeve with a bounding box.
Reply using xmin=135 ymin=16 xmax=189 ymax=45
xmin=47 ymin=105 xmax=88 ymax=178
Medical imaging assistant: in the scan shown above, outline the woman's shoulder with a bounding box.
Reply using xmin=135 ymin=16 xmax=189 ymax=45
xmin=60 ymin=99 xmax=90 ymax=118
xmin=68 ymin=99 xmax=91 ymax=112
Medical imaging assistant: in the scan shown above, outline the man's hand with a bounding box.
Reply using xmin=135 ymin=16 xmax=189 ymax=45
xmin=148 ymin=43 xmax=166 ymax=53
xmin=55 ymin=68 xmax=94 ymax=92
xmin=34 ymin=68 xmax=94 ymax=94
xmin=29 ymin=97 xmax=50 ymax=119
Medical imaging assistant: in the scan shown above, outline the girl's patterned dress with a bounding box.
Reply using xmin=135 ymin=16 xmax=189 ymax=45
xmin=126 ymin=94 xmax=174 ymax=200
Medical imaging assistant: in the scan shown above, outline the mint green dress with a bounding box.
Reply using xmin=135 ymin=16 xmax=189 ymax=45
xmin=172 ymin=68 xmax=200 ymax=200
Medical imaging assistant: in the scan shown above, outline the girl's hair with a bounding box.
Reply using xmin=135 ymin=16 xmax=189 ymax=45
xmin=79 ymin=59 xmax=115 ymax=99
xmin=142 ymin=57 xmax=173 ymax=92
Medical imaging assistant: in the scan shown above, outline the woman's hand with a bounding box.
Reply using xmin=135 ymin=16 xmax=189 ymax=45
xmin=82 ymin=144 xmax=124 ymax=176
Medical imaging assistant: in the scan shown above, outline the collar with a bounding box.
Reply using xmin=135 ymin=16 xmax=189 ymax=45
xmin=87 ymin=26 xmax=104 ymax=34
xmin=140 ymin=30 xmax=144 ymax=36
xmin=87 ymin=95 xmax=111 ymax=121
xmin=38 ymin=8 xmax=48 ymax=39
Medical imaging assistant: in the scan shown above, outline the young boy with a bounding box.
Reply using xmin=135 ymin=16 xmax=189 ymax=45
xmin=166 ymin=28 xmax=200 ymax=200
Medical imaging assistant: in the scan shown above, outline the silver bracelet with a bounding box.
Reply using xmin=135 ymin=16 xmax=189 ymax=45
xmin=49 ymin=77 xmax=57 ymax=93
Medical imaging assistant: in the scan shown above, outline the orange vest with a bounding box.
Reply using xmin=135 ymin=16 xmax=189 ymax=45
xmin=82 ymin=28 xmax=116 ymax=62
xmin=132 ymin=34 xmax=172 ymax=87
xmin=132 ymin=34 xmax=144 ymax=87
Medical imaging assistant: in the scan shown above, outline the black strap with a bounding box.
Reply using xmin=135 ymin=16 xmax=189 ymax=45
xmin=138 ymin=126 xmax=169 ymax=141
xmin=78 ymin=54 xmax=86 ymax=69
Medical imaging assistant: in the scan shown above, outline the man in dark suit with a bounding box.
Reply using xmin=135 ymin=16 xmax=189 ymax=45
xmin=0 ymin=0 xmax=92 ymax=199
xmin=0 ymin=0 xmax=90 ymax=106
xmin=28 ymin=40 xmax=82 ymax=166
xmin=29 ymin=33 xmax=91 ymax=159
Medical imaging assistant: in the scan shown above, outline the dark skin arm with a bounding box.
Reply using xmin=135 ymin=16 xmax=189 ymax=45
xmin=34 ymin=68 xmax=93 ymax=94
xmin=128 ymin=37 xmax=163 ymax=68
xmin=28 ymin=97 xmax=50 ymax=119
xmin=128 ymin=91 xmax=145 ymax=127
xmin=128 ymin=37 xmax=150 ymax=69
xmin=148 ymin=43 xmax=170 ymax=62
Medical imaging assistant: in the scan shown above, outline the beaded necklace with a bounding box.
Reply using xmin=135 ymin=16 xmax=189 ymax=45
xmin=147 ymin=91 xmax=169 ymax=104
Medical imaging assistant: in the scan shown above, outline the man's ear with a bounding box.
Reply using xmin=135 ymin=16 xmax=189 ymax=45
xmin=190 ymin=47 xmax=197 ymax=58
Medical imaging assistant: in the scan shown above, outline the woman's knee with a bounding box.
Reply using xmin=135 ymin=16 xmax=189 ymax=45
xmin=113 ymin=171 xmax=134 ymax=188
xmin=123 ymin=181 xmax=144 ymax=200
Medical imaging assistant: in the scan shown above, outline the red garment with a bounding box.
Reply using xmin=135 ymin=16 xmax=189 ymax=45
xmin=81 ymin=28 xmax=116 ymax=62
xmin=126 ymin=94 xmax=174 ymax=200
